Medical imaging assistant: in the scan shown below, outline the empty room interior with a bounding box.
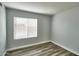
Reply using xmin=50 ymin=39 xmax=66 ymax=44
xmin=1 ymin=2 xmax=79 ymax=56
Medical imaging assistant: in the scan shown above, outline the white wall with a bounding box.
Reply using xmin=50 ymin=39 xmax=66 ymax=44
xmin=52 ymin=7 xmax=79 ymax=55
xmin=0 ymin=4 xmax=6 ymax=55
xmin=6 ymin=8 xmax=51 ymax=50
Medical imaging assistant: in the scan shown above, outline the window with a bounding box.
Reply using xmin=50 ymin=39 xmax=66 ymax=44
xmin=14 ymin=17 xmax=37 ymax=39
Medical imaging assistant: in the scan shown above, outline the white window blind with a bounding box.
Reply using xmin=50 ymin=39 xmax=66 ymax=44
xmin=14 ymin=17 xmax=37 ymax=39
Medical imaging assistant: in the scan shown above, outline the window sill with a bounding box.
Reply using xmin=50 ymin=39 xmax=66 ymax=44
xmin=14 ymin=36 xmax=37 ymax=40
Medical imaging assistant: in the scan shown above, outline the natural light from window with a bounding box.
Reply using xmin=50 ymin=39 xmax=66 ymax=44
xmin=14 ymin=17 xmax=37 ymax=39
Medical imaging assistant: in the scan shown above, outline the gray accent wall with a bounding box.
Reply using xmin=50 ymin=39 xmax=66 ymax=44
xmin=52 ymin=7 xmax=79 ymax=54
xmin=6 ymin=8 xmax=51 ymax=49
xmin=0 ymin=4 xmax=6 ymax=55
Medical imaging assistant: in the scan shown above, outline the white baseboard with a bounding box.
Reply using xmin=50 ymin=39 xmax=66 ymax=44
xmin=51 ymin=41 xmax=79 ymax=55
xmin=2 ymin=50 xmax=7 ymax=56
xmin=7 ymin=40 xmax=50 ymax=51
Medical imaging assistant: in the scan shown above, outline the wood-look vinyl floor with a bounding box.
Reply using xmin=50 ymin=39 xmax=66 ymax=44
xmin=6 ymin=42 xmax=77 ymax=56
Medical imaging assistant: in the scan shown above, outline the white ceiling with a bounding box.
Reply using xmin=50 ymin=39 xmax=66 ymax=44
xmin=3 ymin=2 xmax=79 ymax=15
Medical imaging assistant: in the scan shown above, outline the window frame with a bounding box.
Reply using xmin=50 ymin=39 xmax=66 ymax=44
xmin=13 ymin=16 xmax=37 ymax=40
